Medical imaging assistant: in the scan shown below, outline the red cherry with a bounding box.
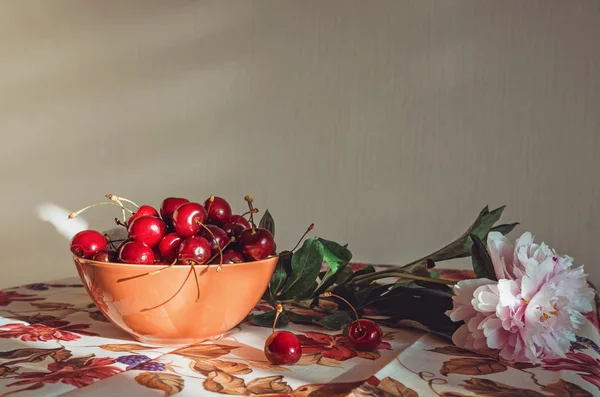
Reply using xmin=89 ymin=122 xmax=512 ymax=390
xmin=347 ymin=319 xmax=382 ymax=351
xmin=210 ymin=249 xmax=244 ymax=264
xmin=239 ymin=228 xmax=275 ymax=261
xmin=264 ymin=331 xmax=302 ymax=365
xmin=230 ymin=215 xmax=251 ymax=229
xmin=118 ymin=241 xmax=155 ymax=264
xmin=172 ymin=202 xmax=208 ymax=238
xmin=177 ymin=235 xmax=211 ymax=265
xmin=70 ymin=230 xmax=107 ymax=259
xmin=127 ymin=205 xmax=159 ymax=226
xmin=158 ymin=233 xmax=182 ymax=263
xmin=92 ymin=249 xmax=118 ymax=262
xmin=199 ymin=225 xmax=228 ymax=253
xmin=160 ymin=197 xmax=190 ymax=226
xmin=204 ymin=196 xmax=232 ymax=225
xmin=127 ymin=216 xmax=167 ymax=248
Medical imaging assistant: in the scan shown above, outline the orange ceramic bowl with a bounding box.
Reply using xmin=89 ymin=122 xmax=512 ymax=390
xmin=74 ymin=255 xmax=278 ymax=345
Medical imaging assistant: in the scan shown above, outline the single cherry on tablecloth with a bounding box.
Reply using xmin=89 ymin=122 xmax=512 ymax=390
xmin=264 ymin=304 xmax=302 ymax=365
xmin=322 ymin=292 xmax=383 ymax=351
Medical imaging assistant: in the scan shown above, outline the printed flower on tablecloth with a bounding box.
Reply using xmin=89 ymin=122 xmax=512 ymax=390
xmin=0 ymin=290 xmax=44 ymax=306
xmin=296 ymin=331 xmax=391 ymax=362
xmin=8 ymin=356 xmax=123 ymax=388
xmin=0 ymin=320 xmax=97 ymax=342
xmin=543 ymin=352 xmax=600 ymax=391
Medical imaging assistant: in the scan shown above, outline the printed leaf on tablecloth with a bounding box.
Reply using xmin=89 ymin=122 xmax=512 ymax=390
xmin=242 ymin=360 xmax=291 ymax=372
xmin=462 ymin=378 xmax=544 ymax=397
xmin=172 ymin=344 xmax=238 ymax=360
xmin=203 ymin=371 xmax=248 ymax=395
xmin=135 ymin=372 xmax=184 ymax=396
xmin=428 ymin=345 xmax=489 ymax=357
xmin=247 ymin=376 xmax=292 ymax=394
xmin=0 ymin=365 xmax=18 ymax=377
xmin=100 ymin=343 xmax=158 ymax=352
xmin=440 ymin=357 xmax=507 ymax=376
xmin=378 ymin=377 xmax=418 ymax=397
xmin=0 ymin=347 xmax=69 ymax=366
xmin=30 ymin=302 xmax=75 ymax=310
xmin=89 ymin=311 xmax=109 ymax=322
xmin=542 ymin=380 xmax=593 ymax=397
xmin=191 ymin=359 xmax=252 ymax=376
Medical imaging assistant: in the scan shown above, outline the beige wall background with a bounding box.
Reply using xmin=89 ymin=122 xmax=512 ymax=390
xmin=0 ymin=1 xmax=598 ymax=289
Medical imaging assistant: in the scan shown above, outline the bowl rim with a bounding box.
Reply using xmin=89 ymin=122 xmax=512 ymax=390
xmin=73 ymin=254 xmax=279 ymax=269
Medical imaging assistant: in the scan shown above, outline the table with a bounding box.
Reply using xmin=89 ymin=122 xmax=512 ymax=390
xmin=1 ymin=265 xmax=599 ymax=396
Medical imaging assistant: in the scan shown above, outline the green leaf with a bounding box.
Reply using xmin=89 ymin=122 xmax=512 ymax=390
xmin=279 ymin=238 xmax=324 ymax=300
xmin=258 ymin=209 xmax=275 ymax=237
xmin=319 ymin=238 xmax=352 ymax=264
xmin=470 ymin=234 xmax=497 ymax=281
xmin=334 ymin=267 xmax=355 ymax=284
xmin=269 ymin=251 xmax=293 ymax=298
xmin=311 ymin=238 xmax=352 ymax=298
xmin=285 ymin=311 xmax=320 ymax=325
xmin=251 ymin=310 xmax=288 ymax=328
xmin=269 ymin=264 xmax=288 ymax=298
xmin=490 ymin=222 xmax=519 ymax=235
xmin=410 ymin=205 xmax=508 ymax=264
xmin=429 ymin=271 xmax=440 ymax=279
xmin=318 ymin=311 xmax=353 ymax=330
xmin=346 ymin=265 xmax=375 ymax=283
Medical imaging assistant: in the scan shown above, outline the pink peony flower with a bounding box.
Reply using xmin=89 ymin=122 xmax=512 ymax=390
xmin=446 ymin=232 xmax=594 ymax=363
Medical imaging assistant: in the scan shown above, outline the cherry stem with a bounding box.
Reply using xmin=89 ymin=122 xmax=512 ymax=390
xmin=117 ymin=257 xmax=178 ymax=282
xmin=106 ymin=194 xmax=140 ymax=209
xmin=68 ymin=201 xmax=134 ymax=219
xmin=104 ymin=234 xmax=117 ymax=250
xmin=290 ymin=223 xmax=314 ymax=252
xmin=190 ymin=261 xmax=200 ymax=302
xmin=141 ymin=265 xmax=195 ymax=312
xmin=272 ymin=303 xmax=283 ymax=333
xmin=206 ymin=195 xmax=215 ymax=216
xmin=351 ymin=271 xmax=456 ymax=286
xmin=244 ymin=195 xmax=256 ymax=229
xmin=196 ymin=220 xmax=225 ymax=272
xmin=322 ymin=292 xmax=362 ymax=332
xmin=206 ymin=237 xmax=236 ymax=272
xmin=114 ymin=217 xmax=128 ymax=228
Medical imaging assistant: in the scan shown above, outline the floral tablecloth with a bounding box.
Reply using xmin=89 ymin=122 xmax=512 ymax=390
xmin=1 ymin=266 xmax=599 ymax=397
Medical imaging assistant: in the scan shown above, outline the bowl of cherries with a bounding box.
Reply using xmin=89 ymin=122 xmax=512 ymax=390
xmin=70 ymin=194 xmax=278 ymax=345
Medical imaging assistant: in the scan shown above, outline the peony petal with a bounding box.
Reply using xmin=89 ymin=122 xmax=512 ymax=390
xmin=487 ymin=232 xmax=514 ymax=280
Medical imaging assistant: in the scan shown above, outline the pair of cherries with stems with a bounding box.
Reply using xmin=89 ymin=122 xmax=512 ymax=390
xmin=69 ymin=193 xmax=276 ymax=310
xmin=264 ymin=293 xmax=383 ymax=365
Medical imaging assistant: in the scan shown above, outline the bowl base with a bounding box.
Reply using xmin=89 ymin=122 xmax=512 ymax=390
xmin=132 ymin=333 xmax=224 ymax=346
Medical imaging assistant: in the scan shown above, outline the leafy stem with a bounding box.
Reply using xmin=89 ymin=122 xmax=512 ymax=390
xmin=351 ymin=271 xmax=456 ymax=286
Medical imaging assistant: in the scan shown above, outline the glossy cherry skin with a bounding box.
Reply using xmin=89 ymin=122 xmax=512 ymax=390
xmin=230 ymin=215 xmax=251 ymax=229
xmin=177 ymin=235 xmax=211 ymax=265
xmin=239 ymin=228 xmax=275 ymax=261
xmin=204 ymin=196 xmax=232 ymax=226
xmin=264 ymin=331 xmax=302 ymax=365
xmin=172 ymin=202 xmax=208 ymax=238
xmin=347 ymin=319 xmax=383 ymax=351
xmin=222 ymin=223 xmax=246 ymax=240
xmin=92 ymin=249 xmax=118 ymax=262
xmin=70 ymin=230 xmax=107 ymax=259
xmin=210 ymin=249 xmax=245 ymax=264
xmin=199 ymin=225 xmax=228 ymax=253
xmin=127 ymin=205 xmax=159 ymax=226
xmin=118 ymin=241 xmax=155 ymax=264
xmin=160 ymin=197 xmax=190 ymax=226
xmin=158 ymin=232 xmax=182 ymax=263
xmin=127 ymin=216 xmax=167 ymax=248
